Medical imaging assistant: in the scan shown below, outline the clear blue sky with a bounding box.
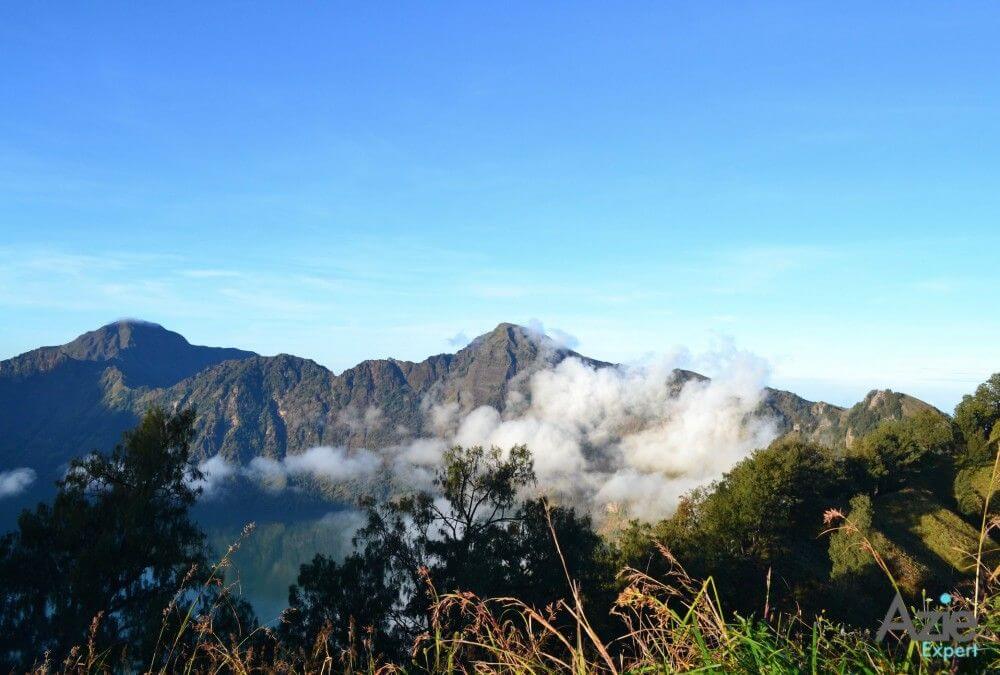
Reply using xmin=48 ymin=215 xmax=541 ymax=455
xmin=2 ymin=2 xmax=999 ymax=411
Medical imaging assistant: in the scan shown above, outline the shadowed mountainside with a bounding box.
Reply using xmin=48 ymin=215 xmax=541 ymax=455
xmin=0 ymin=321 xmax=254 ymax=471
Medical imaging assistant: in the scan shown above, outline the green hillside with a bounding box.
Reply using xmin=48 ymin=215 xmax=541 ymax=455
xmin=875 ymin=487 xmax=997 ymax=594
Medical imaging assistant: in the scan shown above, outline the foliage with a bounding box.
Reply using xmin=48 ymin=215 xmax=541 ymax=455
xmin=828 ymin=493 xmax=875 ymax=578
xmin=698 ymin=438 xmax=844 ymax=560
xmin=620 ymin=438 xmax=851 ymax=619
xmin=954 ymin=373 xmax=1000 ymax=463
xmin=280 ymin=549 xmax=398 ymax=661
xmin=15 ymin=375 xmax=1000 ymax=671
xmin=280 ymin=444 xmax=616 ymax=660
xmin=0 ymin=408 xmax=254 ymax=670
xmin=850 ymin=410 xmax=957 ymax=493
xmin=27 ymin=518 xmax=1000 ymax=674
xmin=955 ymin=464 xmax=988 ymax=516
xmin=953 ymin=405 xmax=1000 ymax=516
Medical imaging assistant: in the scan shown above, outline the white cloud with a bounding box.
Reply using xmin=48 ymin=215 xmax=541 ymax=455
xmin=525 ymin=318 xmax=580 ymax=351
xmin=316 ymin=509 xmax=368 ymax=551
xmin=246 ymin=456 xmax=288 ymax=492
xmin=336 ymin=406 xmax=384 ymax=434
xmin=912 ymin=278 xmax=959 ymax=294
xmin=245 ymin=446 xmax=381 ymax=492
xmin=190 ymin=455 xmax=237 ymax=498
xmin=179 ymin=269 xmax=243 ymax=279
xmin=0 ymin=467 xmax=37 ymax=498
xmin=184 ymin=340 xmax=778 ymax=522
xmin=284 ymin=446 xmax=380 ymax=481
xmin=446 ymin=331 xmax=470 ymax=347
xmin=421 ymin=345 xmax=776 ymax=521
xmin=469 ymin=284 xmax=532 ymax=299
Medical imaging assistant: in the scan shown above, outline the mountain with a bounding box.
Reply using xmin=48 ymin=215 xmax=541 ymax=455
xmin=763 ymin=387 xmax=943 ymax=449
xmin=0 ymin=321 xmax=254 ymax=471
xmin=0 ymin=320 xmax=254 ymax=387
xmin=135 ymin=322 xmax=609 ymax=464
xmin=0 ymin=321 xmax=943 ymax=484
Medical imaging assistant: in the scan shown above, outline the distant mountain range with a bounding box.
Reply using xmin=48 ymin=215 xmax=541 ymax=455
xmin=0 ymin=320 xmax=943 ymax=487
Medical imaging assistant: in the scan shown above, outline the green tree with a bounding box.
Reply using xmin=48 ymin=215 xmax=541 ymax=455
xmin=851 ymin=411 xmax=955 ymax=493
xmin=703 ymin=438 xmax=844 ymax=561
xmin=825 ymin=493 xmax=888 ymax=623
xmin=0 ymin=408 xmax=252 ymax=668
xmin=621 ymin=438 xmax=849 ymax=618
xmin=954 ymin=421 xmax=1000 ymax=516
xmin=954 ymin=373 xmax=1000 ymax=463
xmin=281 ymin=445 xmax=615 ymax=659
xmin=828 ymin=493 xmax=875 ymax=579
xmin=280 ymin=551 xmax=397 ymax=658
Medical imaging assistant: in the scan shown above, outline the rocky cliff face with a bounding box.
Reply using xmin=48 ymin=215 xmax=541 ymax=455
xmin=840 ymin=389 xmax=942 ymax=448
xmin=0 ymin=321 xmax=944 ymax=478
xmin=137 ymin=323 xmax=606 ymax=463
xmin=761 ymin=387 xmax=945 ymax=450
xmin=760 ymin=388 xmax=846 ymax=447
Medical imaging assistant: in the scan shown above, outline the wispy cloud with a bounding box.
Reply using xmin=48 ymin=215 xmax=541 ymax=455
xmin=701 ymin=244 xmax=838 ymax=294
xmin=246 ymin=446 xmax=381 ymax=492
xmin=0 ymin=467 xmax=36 ymax=498
xmin=179 ymin=269 xmax=243 ymax=279
xmin=189 ymin=456 xmax=237 ymax=499
xmin=469 ymin=284 xmax=533 ymax=299
xmin=446 ymin=331 xmax=470 ymax=347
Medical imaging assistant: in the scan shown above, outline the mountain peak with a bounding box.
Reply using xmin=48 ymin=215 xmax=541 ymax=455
xmin=857 ymin=388 xmax=943 ymax=416
xmin=19 ymin=319 xmax=255 ymax=387
xmin=470 ymin=322 xmax=577 ymax=354
xmin=474 ymin=322 xmax=548 ymax=347
xmin=62 ymin=320 xmax=186 ymax=361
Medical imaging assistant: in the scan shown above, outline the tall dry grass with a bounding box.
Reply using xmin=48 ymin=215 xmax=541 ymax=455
xmin=29 ymin=542 xmax=1000 ymax=674
xmin=29 ymin=443 xmax=1000 ymax=674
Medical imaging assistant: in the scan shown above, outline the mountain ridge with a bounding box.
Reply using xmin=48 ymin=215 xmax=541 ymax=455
xmin=0 ymin=320 xmax=255 ymax=387
xmin=0 ymin=321 xmax=945 ymax=480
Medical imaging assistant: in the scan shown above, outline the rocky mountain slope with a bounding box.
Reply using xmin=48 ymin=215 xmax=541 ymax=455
xmin=761 ymin=387 xmax=941 ymax=449
xmin=0 ymin=321 xmax=944 ymax=481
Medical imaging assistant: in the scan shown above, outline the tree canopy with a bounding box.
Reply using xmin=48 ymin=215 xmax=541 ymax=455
xmin=0 ymin=408 xmax=251 ymax=670
xmin=279 ymin=444 xmax=615 ymax=659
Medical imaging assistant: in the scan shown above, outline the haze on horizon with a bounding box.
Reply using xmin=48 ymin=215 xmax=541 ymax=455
xmin=3 ymin=3 xmax=999 ymax=412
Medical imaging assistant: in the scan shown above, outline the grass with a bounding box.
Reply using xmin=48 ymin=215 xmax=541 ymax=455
xmin=970 ymin=465 xmax=996 ymax=502
xmin=877 ymin=487 xmax=997 ymax=574
xmin=35 ymin=530 xmax=1000 ymax=673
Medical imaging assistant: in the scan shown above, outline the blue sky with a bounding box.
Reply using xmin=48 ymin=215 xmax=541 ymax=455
xmin=1 ymin=2 xmax=999 ymax=410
